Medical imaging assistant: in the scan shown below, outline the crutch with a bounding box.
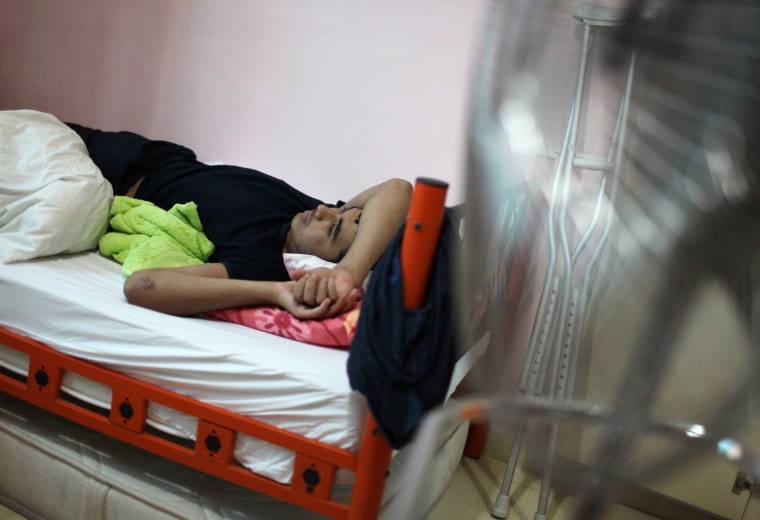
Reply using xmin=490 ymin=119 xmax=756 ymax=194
xmin=490 ymin=4 xmax=654 ymax=518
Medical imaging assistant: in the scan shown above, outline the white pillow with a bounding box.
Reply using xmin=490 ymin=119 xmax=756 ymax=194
xmin=283 ymin=253 xmax=338 ymax=273
xmin=0 ymin=110 xmax=113 ymax=263
xmin=283 ymin=253 xmax=371 ymax=290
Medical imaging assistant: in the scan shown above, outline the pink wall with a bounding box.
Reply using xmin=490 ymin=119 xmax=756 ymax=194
xmin=0 ymin=0 xmax=486 ymax=203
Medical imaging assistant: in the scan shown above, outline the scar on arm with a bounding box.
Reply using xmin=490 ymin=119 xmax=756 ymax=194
xmin=138 ymin=277 xmax=156 ymax=290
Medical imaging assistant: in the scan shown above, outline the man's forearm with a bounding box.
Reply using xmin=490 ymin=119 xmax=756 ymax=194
xmin=123 ymin=268 xmax=280 ymax=316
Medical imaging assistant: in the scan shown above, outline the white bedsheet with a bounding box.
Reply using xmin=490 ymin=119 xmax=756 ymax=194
xmin=0 ymin=251 xmax=367 ymax=484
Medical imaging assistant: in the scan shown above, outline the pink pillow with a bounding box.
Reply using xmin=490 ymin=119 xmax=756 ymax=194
xmin=205 ymin=254 xmax=365 ymax=347
xmin=206 ymin=304 xmax=361 ymax=348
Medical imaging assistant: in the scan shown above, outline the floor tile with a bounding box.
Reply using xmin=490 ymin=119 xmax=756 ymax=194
xmin=0 ymin=505 xmax=25 ymax=520
xmin=426 ymin=452 xmax=663 ymax=520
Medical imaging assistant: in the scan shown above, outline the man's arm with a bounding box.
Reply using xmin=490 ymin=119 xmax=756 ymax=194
xmin=125 ymin=178 xmax=412 ymax=318
xmin=338 ymin=178 xmax=413 ymax=282
xmin=292 ymin=178 xmax=412 ymax=308
xmin=123 ymin=262 xmax=332 ymax=318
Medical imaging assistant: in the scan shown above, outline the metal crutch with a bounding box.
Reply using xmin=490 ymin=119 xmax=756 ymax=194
xmin=490 ymin=4 xmax=654 ymax=518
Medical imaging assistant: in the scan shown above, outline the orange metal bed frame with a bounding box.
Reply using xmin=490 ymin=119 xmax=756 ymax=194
xmin=0 ymin=177 xmax=449 ymax=519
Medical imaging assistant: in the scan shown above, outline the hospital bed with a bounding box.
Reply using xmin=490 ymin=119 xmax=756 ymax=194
xmin=0 ymin=112 xmax=527 ymax=519
xmin=0 ymin=250 xmax=470 ymax=520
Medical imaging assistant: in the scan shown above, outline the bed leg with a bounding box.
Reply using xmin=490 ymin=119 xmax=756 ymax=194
xmin=348 ymin=415 xmax=393 ymax=520
xmin=464 ymin=421 xmax=489 ymax=459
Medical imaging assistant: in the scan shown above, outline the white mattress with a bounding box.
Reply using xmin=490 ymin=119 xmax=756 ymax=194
xmin=0 ymin=251 xmax=370 ymax=484
xmin=0 ymin=251 xmax=483 ymax=486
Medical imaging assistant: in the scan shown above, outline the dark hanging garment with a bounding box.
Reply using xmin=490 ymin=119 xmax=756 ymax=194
xmin=347 ymin=209 xmax=460 ymax=449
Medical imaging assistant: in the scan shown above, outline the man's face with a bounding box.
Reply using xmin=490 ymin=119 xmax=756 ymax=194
xmin=288 ymin=204 xmax=362 ymax=261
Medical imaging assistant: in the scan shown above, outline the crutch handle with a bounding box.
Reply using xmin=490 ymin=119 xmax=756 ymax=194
xmin=573 ymin=3 xmax=658 ymax=28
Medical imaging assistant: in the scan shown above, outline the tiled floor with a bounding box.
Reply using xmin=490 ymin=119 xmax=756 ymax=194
xmin=0 ymin=506 xmax=23 ymax=520
xmin=425 ymin=448 xmax=659 ymax=520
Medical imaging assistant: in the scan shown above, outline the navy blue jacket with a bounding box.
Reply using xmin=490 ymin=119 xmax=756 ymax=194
xmin=347 ymin=210 xmax=459 ymax=449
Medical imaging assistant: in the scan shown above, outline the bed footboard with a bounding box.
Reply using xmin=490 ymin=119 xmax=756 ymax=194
xmin=0 ymin=326 xmax=361 ymax=518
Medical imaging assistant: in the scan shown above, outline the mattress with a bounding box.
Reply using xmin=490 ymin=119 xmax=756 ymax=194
xmin=0 ymin=251 xmax=484 ymax=486
xmin=0 ymin=393 xmax=469 ymax=519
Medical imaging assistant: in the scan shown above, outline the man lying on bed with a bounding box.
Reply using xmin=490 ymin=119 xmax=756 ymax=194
xmin=67 ymin=124 xmax=412 ymax=321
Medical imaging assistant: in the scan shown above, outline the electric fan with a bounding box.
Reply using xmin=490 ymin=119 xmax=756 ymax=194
xmin=390 ymin=1 xmax=760 ymax=518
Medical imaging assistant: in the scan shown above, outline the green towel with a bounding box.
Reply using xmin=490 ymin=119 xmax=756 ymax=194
xmin=99 ymin=196 xmax=215 ymax=276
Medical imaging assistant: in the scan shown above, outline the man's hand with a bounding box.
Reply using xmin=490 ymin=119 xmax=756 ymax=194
xmin=273 ymin=281 xmax=338 ymax=319
xmin=290 ymin=268 xmax=362 ymax=316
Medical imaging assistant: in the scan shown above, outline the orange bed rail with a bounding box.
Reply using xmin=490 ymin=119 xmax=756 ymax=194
xmin=401 ymin=177 xmax=449 ymax=309
xmin=0 ymin=176 xmax=449 ymax=519
xmin=349 ymin=177 xmax=449 ymax=517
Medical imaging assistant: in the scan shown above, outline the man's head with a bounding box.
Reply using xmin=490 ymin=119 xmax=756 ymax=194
xmin=285 ymin=204 xmax=362 ymax=262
